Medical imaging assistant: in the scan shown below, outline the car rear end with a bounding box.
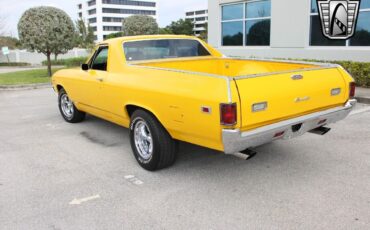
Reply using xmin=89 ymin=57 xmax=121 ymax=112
xmin=220 ymin=64 xmax=356 ymax=154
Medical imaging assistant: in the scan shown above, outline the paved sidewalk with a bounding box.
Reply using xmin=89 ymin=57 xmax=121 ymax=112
xmin=356 ymin=87 xmax=370 ymax=104
xmin=0 ymin=65 xmax=65 ymax=74
xmin=0 ymin=66 xmax=44 ymax=74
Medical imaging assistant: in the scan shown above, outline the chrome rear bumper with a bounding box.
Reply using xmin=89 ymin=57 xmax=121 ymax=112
xmin=222 ymin=99 xmax=356 ymax=154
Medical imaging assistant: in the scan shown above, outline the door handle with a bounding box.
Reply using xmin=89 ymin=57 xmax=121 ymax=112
xmin=96 ymin=77 xmax=104 ymax=82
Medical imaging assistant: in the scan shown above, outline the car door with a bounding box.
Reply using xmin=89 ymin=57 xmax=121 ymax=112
xmin=80 ymin=46 xmax=109 ymax=112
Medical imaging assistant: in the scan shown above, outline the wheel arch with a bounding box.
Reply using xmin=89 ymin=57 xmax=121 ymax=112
xmin=56 ymin=84 xmax=64 ymax=93
xmin=125 ymin=104 xmax=170 ymax=136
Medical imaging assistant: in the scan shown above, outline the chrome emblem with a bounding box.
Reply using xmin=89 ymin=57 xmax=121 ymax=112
xmin=317 ymin=0 xmax=361 ymax=39
xmin=291 ymin=75 xmax=303 ymax=80
xmin=295 ymin=96 xmax=311 ymax=103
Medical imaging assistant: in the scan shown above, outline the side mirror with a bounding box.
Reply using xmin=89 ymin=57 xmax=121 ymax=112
xmin=81 ymin=64 xmax=89 ymax=71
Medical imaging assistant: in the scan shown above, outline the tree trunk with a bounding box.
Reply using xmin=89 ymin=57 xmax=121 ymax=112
xmin=54 ymin=54 xmax=58 ymax=61
xmin=47 ymin=52 xmax=52 ymax=77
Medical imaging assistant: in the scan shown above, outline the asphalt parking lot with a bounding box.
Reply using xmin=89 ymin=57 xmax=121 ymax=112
xmin=1 ymin=88 xmax=370 ymax=230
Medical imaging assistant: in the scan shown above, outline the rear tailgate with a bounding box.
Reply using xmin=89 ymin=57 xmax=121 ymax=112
xmin=235 ymin=67 xmax=348 ymax=131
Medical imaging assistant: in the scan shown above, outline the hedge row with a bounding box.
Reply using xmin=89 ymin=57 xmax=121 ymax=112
xmin=333 ymin=61 xmax=370 ymax=88
xmin=0 ymin=62 xmax=31 ymax=67
xmin=42 ymin=57 xmax=88 ymax=67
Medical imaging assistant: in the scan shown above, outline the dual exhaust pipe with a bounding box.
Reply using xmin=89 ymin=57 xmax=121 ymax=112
xmin=309 ymin=126 xmax=331 ymax=135
xmin=232 ymin=126 xmax=331 ymax=161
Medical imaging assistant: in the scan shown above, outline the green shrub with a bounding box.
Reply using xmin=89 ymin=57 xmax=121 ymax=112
xmin=0 ymin=62 xmax=31 ymax=67
xmin=277 ymin=58 xmax=370 ymax=88
xmin=42 ymin=57 xmax=88 ymax=67
xmin=334 ymin=61 xmax=370 ymax=88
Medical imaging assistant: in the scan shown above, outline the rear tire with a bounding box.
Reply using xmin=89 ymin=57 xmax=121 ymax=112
xmin=58 ymin=88 xmax=85 ymax=123
xmin=129 ymin=110 xmax=177 ymax=171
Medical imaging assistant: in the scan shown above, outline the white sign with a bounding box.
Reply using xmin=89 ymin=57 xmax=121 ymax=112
xmin=1 ymin=46 xmax=9 ymax=55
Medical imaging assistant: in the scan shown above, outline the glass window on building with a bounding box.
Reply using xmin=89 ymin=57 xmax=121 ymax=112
xmin=221 ymin=1 xmax=271 ymax=46
xmin=311 ymin=0 xmax=318 ymax=13
xmin=88 ymin=0 xmax=96 ymax=7
xmin=222 ymin=21 xmax=243 ymax=46
xmin=350 ymin=1 xmax=370 ymax=46
xmin=246 ymin=0 xmax=271 ymax=18
xmin=222 ymin=4 xmax=243 ymax=21
xmin=310 ymin=0 xmax=370 ymax=46
xmin=245 ymin=0 xmax=271 ymax=46
xmin=196 ymin=10 xmax=206 ymax=15
xmin=102 ymin=0 xmax=156 ymax=7
xmin=88 ymin=18 xmax=97 ymax=24
xmin=360 ymin=0 xmax=370 ymax=9
xmin=88 ymin=9 xmax=96 ymax=15
xmin=246 ymin=19 xmax=270 ymax=46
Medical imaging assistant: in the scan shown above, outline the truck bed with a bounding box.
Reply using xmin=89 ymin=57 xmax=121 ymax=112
xmin=136 ymin=57 xmax=348 ymax=131
xmin=136 ymin=57 xmax=320 ymax=77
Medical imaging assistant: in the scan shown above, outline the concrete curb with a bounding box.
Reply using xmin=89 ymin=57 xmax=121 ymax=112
xmin=355 ymin=97 xmax=370 ymax=105
xmin=0 ymin=83 xmax=52 ymax=91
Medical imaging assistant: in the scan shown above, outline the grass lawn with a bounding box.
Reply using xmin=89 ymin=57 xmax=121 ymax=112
xmin=0 ymin=68 xmax=63 ymax=85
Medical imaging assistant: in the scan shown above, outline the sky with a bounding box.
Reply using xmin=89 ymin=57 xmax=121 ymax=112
xmin=0 ymin=0 xmax=207 ymax=37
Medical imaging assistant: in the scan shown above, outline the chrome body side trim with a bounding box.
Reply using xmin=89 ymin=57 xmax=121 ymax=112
xmin=127 ymin=63 xmax=228 ymax=80
xmin=222 ymin=100 xmax=356 ymax=154
xmin=226 ymin=78 xmax=232 ymax=103
xmin=225 ymin=56 xmax=339 ymax=68
xmin=233 ymin=66 xmax=337 ymax=80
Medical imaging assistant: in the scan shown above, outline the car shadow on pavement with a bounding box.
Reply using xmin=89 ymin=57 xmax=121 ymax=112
xmin=80 ymin=114 xmax=304 ymax=175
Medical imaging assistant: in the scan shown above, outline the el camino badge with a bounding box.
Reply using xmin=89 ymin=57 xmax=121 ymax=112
xmin=295 ymin=96 xmax=311 ymax=103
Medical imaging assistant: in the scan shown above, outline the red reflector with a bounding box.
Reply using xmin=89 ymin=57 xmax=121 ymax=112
xmin=201 ymin=107 xmax=210 ymax=113
xmin=274 ymin=131 xmax=285 ymax=138
xmin=220 ymin=103 xmax=237 ymax=126
xmin=349 ymin=82 xmax=356 ymax=98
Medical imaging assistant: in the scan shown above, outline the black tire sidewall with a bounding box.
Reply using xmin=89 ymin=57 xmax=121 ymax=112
xmin=58 ymin=89 xmax=74 ymax=122
xmin=129 ymin=113 xmax=161 ymax=171
xmin=58 ymin=88 xmax=85 ymax=123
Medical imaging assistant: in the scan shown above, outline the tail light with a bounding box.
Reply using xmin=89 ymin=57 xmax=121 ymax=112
xmin=349 ymin=82 xmax=356 ymax=98
xmin=220 ymin=103 xmax=237 ymax=126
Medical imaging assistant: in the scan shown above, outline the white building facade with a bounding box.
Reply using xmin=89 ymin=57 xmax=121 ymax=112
xmin=78 ymin=0 xmax=158 ymax=42
xmin=208 ymin=0 xmax=370 ymax=61
xmin=185 ymin=9 xmax=208 ymax=36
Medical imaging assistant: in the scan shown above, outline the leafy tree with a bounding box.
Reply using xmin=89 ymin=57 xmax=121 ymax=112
xmin=75 ymin=19 xmax=95 ymax=49
xmin=18 ymin=7 xmax=75 ymax=76
xmin=0 ymin=36 xmax=21 ymax=49
xmin=122 ymin=15 xmax=158 ymax=36
xmin=164 ymin=19 xmax=194 ymax=35
xmin=199 ymin=23 xmax=208 ymax=42
xmin=106 ymin=31 xmax=124 ymax=39
xmin=0 ymin=15 xmax=5 ymax=36
xmin=158 ymin=27 xmax=172 ymax=34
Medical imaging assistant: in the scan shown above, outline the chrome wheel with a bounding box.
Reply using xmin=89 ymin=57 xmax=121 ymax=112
xmin=134 ymin=120 xmax=153 ymax=160
xmin=60 ymin=94 xmax=74 ymax=119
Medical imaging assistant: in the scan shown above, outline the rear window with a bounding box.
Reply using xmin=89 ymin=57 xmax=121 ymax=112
xmin=123 ymin=39 xmax=211 ymax=61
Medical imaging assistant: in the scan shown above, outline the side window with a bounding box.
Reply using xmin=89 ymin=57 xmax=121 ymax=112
xmin=91 ymin=47 xmax=108 ymax=71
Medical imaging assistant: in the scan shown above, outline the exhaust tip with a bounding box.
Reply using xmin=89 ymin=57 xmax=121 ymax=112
xmin=309 ymin=126 xmax=331 ymax=136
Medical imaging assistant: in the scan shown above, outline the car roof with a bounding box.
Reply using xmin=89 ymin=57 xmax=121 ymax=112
xmin=99 ymin=35 xmax=199 ymax=46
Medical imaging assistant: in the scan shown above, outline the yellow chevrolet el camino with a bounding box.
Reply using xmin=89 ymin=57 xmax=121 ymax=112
xmin=52 ymin=35 xmax=356 ymax=171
